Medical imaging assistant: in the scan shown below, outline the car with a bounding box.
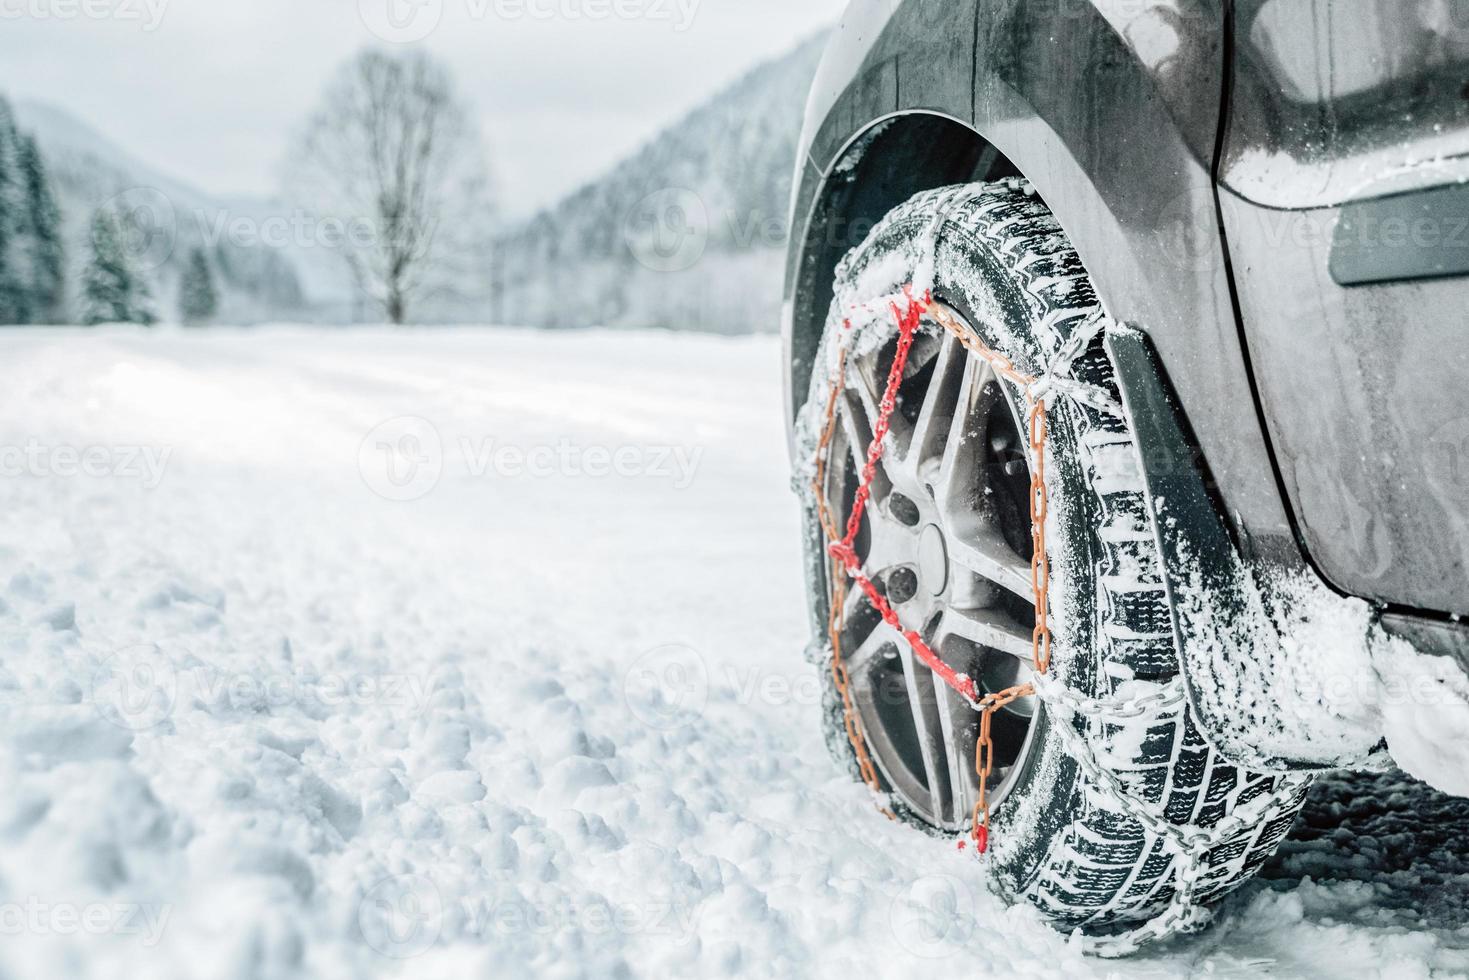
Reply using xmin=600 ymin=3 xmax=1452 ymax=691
xmin=782 ymin=0 xmax=1469 ymax=954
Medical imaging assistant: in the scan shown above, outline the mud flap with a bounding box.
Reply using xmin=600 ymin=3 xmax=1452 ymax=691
xmin=1105 ymin=325 xmax=1375 ymax=772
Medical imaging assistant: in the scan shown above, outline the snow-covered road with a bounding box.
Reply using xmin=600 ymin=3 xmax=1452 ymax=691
xmin=0 ymin=328 xmax=1464 ymax=979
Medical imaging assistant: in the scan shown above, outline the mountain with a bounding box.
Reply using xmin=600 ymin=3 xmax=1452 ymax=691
xmin=14 ymin=100 xmax=318 ymax=324
xmin=492 ymin=33 xmax=828 ymax=334
xmin=9 ymin=30 xmax=827 ymax=329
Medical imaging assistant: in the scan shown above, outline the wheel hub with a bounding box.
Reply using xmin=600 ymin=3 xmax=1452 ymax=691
xmin=917 ymin=525 xmax=948 ymax=597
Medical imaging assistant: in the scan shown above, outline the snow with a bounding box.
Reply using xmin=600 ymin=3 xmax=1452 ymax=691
xmin=0 ymin=326 xmax=1465 ymax=978
xmin=1372 ymin=637 xmax=1469 ymax=799
xmin=1224 ymin=143 xmax=1469 ymax=211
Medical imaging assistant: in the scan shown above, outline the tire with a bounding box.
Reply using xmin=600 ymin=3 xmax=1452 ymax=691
xmin=797 ymin=182 xmax=1311 ymax=945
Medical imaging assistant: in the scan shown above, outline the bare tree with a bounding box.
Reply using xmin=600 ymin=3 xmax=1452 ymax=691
xmin=287 ymin=50 xmax=494 ymax=324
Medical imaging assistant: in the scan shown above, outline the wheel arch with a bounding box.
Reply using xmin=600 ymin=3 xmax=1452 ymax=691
xmin=782 ymin=111 xmax=1012 ymax=441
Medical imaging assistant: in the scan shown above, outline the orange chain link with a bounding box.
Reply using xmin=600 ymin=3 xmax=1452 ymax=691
xmin=813 ymin=295 xmax=1053 ymax=853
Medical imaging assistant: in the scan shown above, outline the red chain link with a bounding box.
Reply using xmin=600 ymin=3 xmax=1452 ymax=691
xmin=825 ymin=289 xmax=984 ymax=705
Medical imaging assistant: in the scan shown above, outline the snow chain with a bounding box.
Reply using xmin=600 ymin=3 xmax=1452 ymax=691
xmin=806 ymin=178 xmax=1277 ymax=958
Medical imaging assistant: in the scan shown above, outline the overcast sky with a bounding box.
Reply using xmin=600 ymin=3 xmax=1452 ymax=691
xmin=0 ymin=0 xmax=845 ymax=217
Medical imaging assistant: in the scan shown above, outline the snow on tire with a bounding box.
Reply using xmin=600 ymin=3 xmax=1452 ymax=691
xmin=795 ymin=182 xmax=1312 ymax=950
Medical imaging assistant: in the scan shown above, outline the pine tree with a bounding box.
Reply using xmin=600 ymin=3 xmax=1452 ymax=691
xmin=17 ymin=134 xmax=64 ymax=323
xmin=178 ymin=247 xmax=218 ymax=325
xmin=0 ymin=96 xmax=27 ymax=324
xmin=81 ymin=207 xmax=155 ymax=326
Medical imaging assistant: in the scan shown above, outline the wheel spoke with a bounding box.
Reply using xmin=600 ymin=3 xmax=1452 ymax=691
xmin=933 ymin=358 xmax=994 ymax=508
xmin=904 ymin=330 xmax=945 ymax=380
xmin=898 ymin=648 xmax=952 ymax=823
xmin=901 ymin=333 xmax=964 ymax=480
xmin=838 ymin=392 xmax=893 ymax=506
xmin=822 ymin=417 xmax=850 ymax=524
xmin=864 ymin=523 xmax=915 ymax=583
xmin=935 ymin=606 xmax=1035 ymax=661
xmin=929 ymin=673 xmax=979 ymax=821
xmin=850 ymin=356 xmax=913 ymax=450
xmin=845 ymin=619 xmax=898 ymax=678
xmin=837 ymin=391 xmax=873 ymax=466
xmin=840 ymin=575 xmax=870 ymax=625
xmin=946 ymin=522 xmax=1033 ymax=601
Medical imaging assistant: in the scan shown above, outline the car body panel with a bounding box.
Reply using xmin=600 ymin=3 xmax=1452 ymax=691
xmin=785 ymin=0 xmax=1304 ymax=569
xmin=1222 ymin=0 xmax=1469 ymax=210
xmin=1220 ymin=0 xmax=1469 ymax=613
xmin=1220 ymin=190 xmax=1469 ymax=614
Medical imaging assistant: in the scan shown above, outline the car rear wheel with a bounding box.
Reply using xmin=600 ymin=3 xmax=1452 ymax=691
xmin=796 ymin=181 xmax=1312 ymax=951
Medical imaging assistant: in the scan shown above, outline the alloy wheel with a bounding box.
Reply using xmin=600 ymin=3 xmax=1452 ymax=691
xmin=821 ymin=310 xmax=1041 ymax=831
